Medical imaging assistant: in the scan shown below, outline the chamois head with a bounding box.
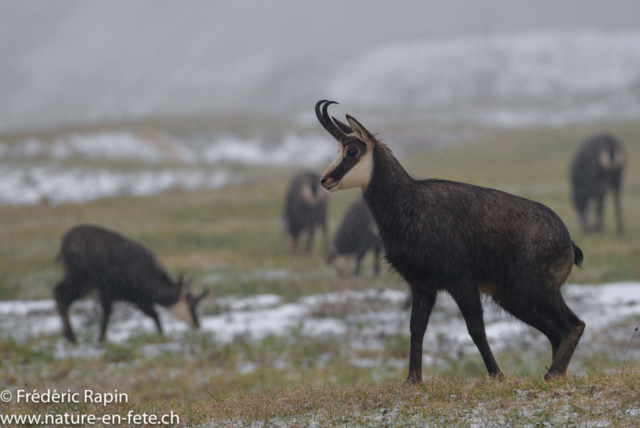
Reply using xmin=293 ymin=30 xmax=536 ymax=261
xmin=317 ymin=100 xmax=376 ymax=192
xmin=169 ymin=274 xmax=209 ymax=329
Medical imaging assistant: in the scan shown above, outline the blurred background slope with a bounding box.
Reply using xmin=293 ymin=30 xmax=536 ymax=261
xmin=1 ymin=0 xmax=640 ymax=132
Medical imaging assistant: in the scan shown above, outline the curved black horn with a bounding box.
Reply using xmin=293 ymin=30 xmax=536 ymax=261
xmin=332 ymin=116 xmax=353 ymax=134
xmin=315 ymin=100 xmax=346 ymax=142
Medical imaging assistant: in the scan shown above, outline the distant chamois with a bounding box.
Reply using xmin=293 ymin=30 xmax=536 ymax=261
xmin=326 ymin=198 xmax=382 ymax=276
xmin=570 ymin=134 xmax=625 ymax=234
xmin=282 ymin=171 xmax=328 ymax=254
xmin=54 ymin=225 xmax=208 ymax=343
xmin=316 ymin=100 xmax=584 ymax=382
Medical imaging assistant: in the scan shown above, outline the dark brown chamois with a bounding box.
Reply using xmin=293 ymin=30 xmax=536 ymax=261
xmin=54 ymin=225 xmax=208 ymax=344
xmin=326 ymin=198 xmax=382 ymax=277
xmin=282 ymin=171 xmax=328 ymax=254
xmin=570 ymin=134 xmax=625 ymax=234
xmin=316 ymin=100 xmax=585 ymax=382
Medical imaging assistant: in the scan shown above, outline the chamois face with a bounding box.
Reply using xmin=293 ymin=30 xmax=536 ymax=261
xmin=316 ymin=100 xmax=376 ymax=192
xmin=169 ymin=280 xmax=208 ymax=328
xmin=321 ymin=138 xmax=373 ymax=192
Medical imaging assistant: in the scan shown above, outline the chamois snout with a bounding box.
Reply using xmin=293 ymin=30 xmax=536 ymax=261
xmin=320 ymin=175 xmax=337 ymax=191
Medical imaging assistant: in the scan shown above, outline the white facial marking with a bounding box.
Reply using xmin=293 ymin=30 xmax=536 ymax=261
xmin=336 ymin=147 xmax=373 ymax=191
xmin=323 ymin=146 xmax=373 ymax=192
xmin=169 ymin=297 xmax=194 ymax=327
xmin=599 ymin=149 xmax=612 ymax=169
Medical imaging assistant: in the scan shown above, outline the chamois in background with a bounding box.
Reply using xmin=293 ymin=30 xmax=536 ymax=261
xmin=570 ymin=134 xmax=625 ymax=234
xmin=54 ymin=225 xmax=208 ymax=343
xmin=282 ymin=171 xmax=328 ymax=254
xmin=326 ymin=198 xmax=382 ymax=277
xmin=316 ymin=100 xmax=584 ymax=382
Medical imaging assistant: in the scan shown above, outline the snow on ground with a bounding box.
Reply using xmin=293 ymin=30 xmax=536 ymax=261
xmin=0 ymin=132 xmax=334 ymax=166
xmin=0 ymin=282 xmax=638 ymax=363
xmin=0 ymin=164 xmax=230 ymax=205
xmin=0 ymin=131 xmax=335 ymax=206
xmin=329 ymin=31 xmax=640 ymax=128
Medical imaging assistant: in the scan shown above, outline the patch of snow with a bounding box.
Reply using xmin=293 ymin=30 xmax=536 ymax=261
xmin=216 ymin=294 xmax=284 ymax=312
xmin=1 ymin=132 xmax=335 ymax=167
xmin=1 ymin=283 xmax=639 ymax=363
xmin=302 ymin=318 xmax=348 ymax=337
xmin=329 ymin=31 xmax=640 ymax=127
xmin=0 ymin=164 xmax=229 ymax=206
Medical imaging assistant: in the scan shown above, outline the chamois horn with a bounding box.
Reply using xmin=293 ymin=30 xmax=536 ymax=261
xmin=315 ymin=100 xmax=346 ymax=142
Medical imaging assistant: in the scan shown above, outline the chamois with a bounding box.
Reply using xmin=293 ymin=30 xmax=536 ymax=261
xmin=316 ymin=100 xmax=585 ymax=382
xmin=54 ymin=225 xmax=208 ymax=344
xmin=326 ymin=198 xmax=382 ymax=276
xmin=570 ymin=134 xmax=625 ymax=234
xmin=282 ymin=171 xmax=328 ymax=254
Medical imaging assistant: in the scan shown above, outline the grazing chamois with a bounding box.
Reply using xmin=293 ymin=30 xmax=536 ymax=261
xmin=326 ymin=198 xmax=383 ymax=276
xmin=54 ymin=225 xmax=208 ymax=344
xmin=316 ymin=100 xmax=585 ymax=382
xmin=282 ymin=171 xmax=328 ymax=254
xmin=570 ymin=134 xmax=625 ymax=234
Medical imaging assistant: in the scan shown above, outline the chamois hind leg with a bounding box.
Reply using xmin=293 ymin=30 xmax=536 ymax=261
xmin=304 ymin=225 xmax=315 ymax=255
xmin=372 ymin=245 xmax=381 ymax=276
xmin=449 ymin=286 xmax=502 ymax=377
xmin=499 ymin=287 xmax=584 ymax=379
xmin=497 ymin=293 xmax=563 ymax=361
xmin=98 ymin=297 xmax=113 ymax=343
xmin=406 ymin=286 xmax=437 ymax=384
xmin=543 ymin=295 xmax=585 ymax=380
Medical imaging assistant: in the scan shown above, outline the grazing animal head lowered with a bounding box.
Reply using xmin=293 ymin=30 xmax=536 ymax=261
xmin=169 ymin=274 xmax=209 ymax=329
xmin=54 ymin=225 xmax=210 ymax=344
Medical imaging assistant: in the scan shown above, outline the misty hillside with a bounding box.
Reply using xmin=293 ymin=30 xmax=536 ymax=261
xmin=2 ymin=1 xmax=640 ymax=132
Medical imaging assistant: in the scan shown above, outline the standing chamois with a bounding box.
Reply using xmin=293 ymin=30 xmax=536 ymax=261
xmin=326 ymin=198 xmax=382 ymax=276
xmin=54 ymin=225 xmax=208 ymax=344
xmin=570 ymin=134 xmax=625 ymax=234
xmin=282 ymin=171 xmax=328 ymax=254
xmin=316 ymin=100 xmax=585 ymax=382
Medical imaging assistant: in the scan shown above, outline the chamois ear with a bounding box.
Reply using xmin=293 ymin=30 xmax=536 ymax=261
xmin=346 ymin=115 xmax=376 ymax=149
xmin=332 ymin=116 xmax=353 ymax=135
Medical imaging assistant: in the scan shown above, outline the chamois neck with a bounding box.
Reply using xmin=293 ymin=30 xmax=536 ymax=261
xmin=154 ymin=276 xmax=182 ymax=307
xmin=362 ymin=143 xmax=416 ymax=234
xmin=364 ymin=143 xmax=414 ymax=198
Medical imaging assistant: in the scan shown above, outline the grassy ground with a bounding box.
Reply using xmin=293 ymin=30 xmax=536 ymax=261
xmin=0 ymin=120 xmax=639 ymax=425
xmin=3 ymin=370 xmax=639 ymax=426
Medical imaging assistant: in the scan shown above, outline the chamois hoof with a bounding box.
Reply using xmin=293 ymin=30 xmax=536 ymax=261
xmin=404 ymin=375 xmax=422 ymax=385
xmin=489 ymin=371 xmax=505 ymax=380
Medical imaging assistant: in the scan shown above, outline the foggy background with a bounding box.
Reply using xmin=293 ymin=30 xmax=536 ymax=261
xmin=2 ymin=0 xmax=640 ymax=132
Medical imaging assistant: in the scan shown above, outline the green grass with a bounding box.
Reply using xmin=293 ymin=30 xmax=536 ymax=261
xmin=1 ymin=120 xmax=639 ymax=425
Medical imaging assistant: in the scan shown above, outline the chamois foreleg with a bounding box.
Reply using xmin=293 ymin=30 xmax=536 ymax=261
xmin=613 ymin=188 xmax=624 ymax=234
xmin=594 ymin=195 xmax=605 ymax=232
xmin=138 ymin=302 xmax=163 ymax=336
xmin=449 ymin=285 xmax=502 ymax=377
xmin=406 ymin=286 xmax=437 ymax=384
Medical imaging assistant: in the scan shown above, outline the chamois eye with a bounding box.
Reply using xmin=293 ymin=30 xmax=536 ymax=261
xmin=346 ymin=148 xmax=358 ymax=158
